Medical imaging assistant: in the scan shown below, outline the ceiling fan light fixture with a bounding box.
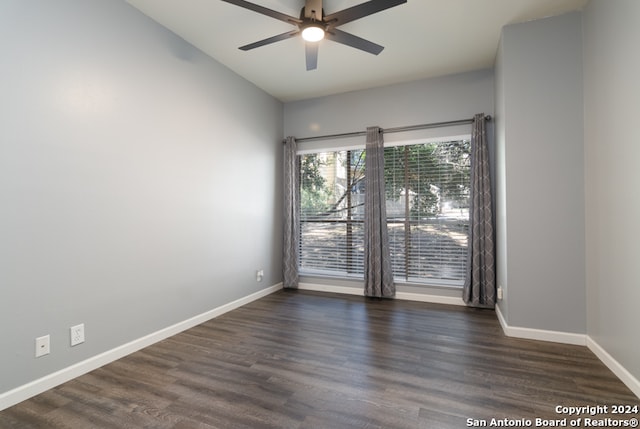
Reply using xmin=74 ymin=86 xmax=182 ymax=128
xmin=301 ymin=24 xmax=325 ymax=42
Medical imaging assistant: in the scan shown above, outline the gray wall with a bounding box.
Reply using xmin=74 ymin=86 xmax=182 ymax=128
xmin=284 ymin=70 xmax=494 ymax=296
xmin=285 ymin=70 xmax=494 ymax=140
xmin=583 ymin=0 xmax=640 ymax=383
xmin=494 ymin=12 xmax=585 ymax=333
xmin=0 ymin=0 xmax=283 ymax=394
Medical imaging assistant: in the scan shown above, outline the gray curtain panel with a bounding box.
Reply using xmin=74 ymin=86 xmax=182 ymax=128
xmin=463 ymin=114 xmax=496 ymax=308
xmin=283 ymin=136 xmax=299 ymax=289
xmin=364 ymin=127 xmax=395 ymax=298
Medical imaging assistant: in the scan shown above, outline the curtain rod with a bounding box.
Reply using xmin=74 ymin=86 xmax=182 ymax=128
xmin=283 ymin=115 xmax=491 ymax=144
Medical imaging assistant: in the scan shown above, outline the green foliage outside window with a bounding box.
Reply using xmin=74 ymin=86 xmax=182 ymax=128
xmin=300 ymin=154 xmax=331 ymax=215
xmin=384 ymin=141 xmax=470 ymax=218
xmin=300 ymin=141 xmax=470 ymax=219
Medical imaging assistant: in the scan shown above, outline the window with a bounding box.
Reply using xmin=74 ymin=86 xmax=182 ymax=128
xmin=298 ymin=138 xmax=471 ymax=286
xmin=299 ymin=150 xmax=365 ymax=277
xmin=384 ymin=140 xmax=470 ymax=285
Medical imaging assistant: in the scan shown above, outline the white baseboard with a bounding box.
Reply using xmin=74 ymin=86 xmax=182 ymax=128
xmin=494 ymin=304 xmax=586 ymax=345
xmin=298 ymin=282 xmax=363 ymax=296
xmin=0 ymin=283 xmax=283 ymax=412
xmin=395 ymin=291 xmax=466 ymax=306
xmin=298 ymin=282 xmax=466 ymax=306
xmin=586 ymin=337 xmax=640 ymax=399
xmin=495 ymin=305 xmax=639 ymax=399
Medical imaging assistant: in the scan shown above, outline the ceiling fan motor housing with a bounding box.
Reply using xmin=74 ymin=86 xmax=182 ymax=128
xmin=303 ymin=0 xmax=324 ymax=21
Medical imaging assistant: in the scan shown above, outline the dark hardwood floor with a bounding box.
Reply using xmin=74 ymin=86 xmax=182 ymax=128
xmin=1 ymin=289 xmax=637 ymax=428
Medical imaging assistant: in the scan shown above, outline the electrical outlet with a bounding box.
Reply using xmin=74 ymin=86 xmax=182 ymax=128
xmin=35 ymin=335 xmax=50 ymax=358
xmin=256 ymin=269 xmax=264 ymax=282
xmin=497 ymin=286 xmax=504 ymax=301
xmin=70 ymin=324 xmax=85 ymax=346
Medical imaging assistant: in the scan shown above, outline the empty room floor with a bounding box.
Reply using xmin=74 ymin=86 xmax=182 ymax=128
xmin=1 ymin=289 xmax=637 ymax=428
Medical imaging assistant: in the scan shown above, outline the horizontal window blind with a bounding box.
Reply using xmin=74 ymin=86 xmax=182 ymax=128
xmin=384 ymin=140 xmax=470 ymax=284
xmin=298 ymin=139 xmax=470 ymax=285
xmin=299 ymin=150 xmax=365 ymax=277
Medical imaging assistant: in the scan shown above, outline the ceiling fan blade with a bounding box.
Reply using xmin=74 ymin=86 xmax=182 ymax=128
xmin=305 ymin=42 xmax=319 ymax=70
xmin=220 ymin=0 xmax=301 ymax=25
xmin=324 ymin=0 xmax=407 ymax=26
xmin=325 ymin=28 xmax=384 ymax=55
xmin=239 ymin=30 xmax=300 ymax=51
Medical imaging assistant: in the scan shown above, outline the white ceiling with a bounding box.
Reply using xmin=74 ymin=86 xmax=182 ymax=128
xmin=126 ymin=0 xmax=588 ymax=102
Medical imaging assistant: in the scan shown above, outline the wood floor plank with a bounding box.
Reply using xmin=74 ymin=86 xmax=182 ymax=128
xmin=1 ymin=289 xmax=637 ymax=428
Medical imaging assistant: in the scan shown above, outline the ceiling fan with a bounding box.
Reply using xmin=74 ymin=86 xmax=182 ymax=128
xmin=220 ymin=0 xmax=407 ymax=70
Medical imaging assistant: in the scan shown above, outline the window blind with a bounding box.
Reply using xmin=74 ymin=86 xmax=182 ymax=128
xmin=384 ymin=140 xmax=471 ymax=285
xmin=298 ymin=139 xmax=470 ymax=286
xmin=299 ymin=150 xmax=365 ymax=277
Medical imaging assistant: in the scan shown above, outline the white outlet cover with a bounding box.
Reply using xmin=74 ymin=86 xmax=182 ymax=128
xmin=35 ymin=335 xmax=50 ymax=357
xmin=70 ymin=324 xmax=85 ymax=346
